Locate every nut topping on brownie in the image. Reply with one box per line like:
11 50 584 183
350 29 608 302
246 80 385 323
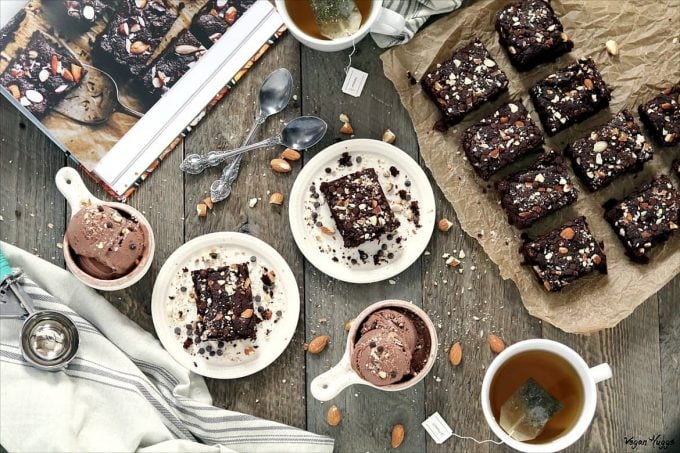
64 0 110 23
521 216 607 291
191 0 256 46
637 82 679 146
604 175 679 263
495 0 573 71
565 110 653 191
421 39 509 126
462 100 544 180
529 58 611 135
496 149 578 229
319 168 400 248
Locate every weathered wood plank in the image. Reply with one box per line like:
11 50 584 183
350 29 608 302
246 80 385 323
183 35 307 429
301 38 427 452
659 277 680 441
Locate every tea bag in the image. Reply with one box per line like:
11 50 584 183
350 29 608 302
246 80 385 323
500 378 563 442
308 0 362 40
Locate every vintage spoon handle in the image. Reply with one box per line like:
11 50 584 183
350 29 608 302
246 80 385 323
180 136 281 174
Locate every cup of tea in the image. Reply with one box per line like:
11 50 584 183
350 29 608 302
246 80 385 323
310 299 437 401
481 339 612 452
275 0 406 52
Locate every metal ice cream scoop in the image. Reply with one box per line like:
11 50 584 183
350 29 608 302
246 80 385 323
0 250 80 371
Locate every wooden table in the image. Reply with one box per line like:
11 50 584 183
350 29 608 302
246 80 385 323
1 23 678 453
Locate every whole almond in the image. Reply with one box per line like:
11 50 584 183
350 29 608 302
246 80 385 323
130 41 150 55
488 334 505 353
203 197 214 210
71 64 83 83
583 78 594 90
281 148 301 161
320 225 335 235
269 192 284 205
438 218 453 232
241 308 253 319
271 158 292 173
605 39 619 56
196 203 207 217
7 84 20 99
327 405 342 426
340 122 354 135
391 424 405 448
560 227 576 240
449 341 462 366
307 335 329 354
382 128 397 144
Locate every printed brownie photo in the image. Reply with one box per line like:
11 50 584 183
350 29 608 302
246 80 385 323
191 263 258 341
0 31 86 118
496 149 578 229
565 110 653 191
421 39 509 127
529 58 611 135
191 0 257 47
521 216 607 292
320 168 400 248
674 159 680 178
637 82 679 146
495 0 573 71
62 0 112 25
461 100 544 180
604 175 679 263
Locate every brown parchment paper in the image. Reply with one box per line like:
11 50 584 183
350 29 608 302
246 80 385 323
381 0 680 334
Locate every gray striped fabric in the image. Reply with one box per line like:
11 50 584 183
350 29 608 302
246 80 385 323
371 0 465 48
0 242 334 453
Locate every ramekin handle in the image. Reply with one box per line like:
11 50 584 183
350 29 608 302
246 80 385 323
310 350 364 401
55 167 99 216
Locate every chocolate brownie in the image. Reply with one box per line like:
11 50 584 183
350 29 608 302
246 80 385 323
637 82 679 146
674 159 680 178
529 58 612 135
319 168 400 248
497 149 578 229
462 100 544 180
565 110 653 191
604 175 679 263
0 31 85 118
0 8 25 50
495 0 573 71
63 0 111 24
191 264 257 341
521 216 607 291
140 30 206 100
421 39 509 126
191 0 256 46
93 0 177 77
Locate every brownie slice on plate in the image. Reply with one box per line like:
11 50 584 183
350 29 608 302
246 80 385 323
0 31 86 118
319 168 400 248
462 100 544 180
495 0 573 71
421 39 509 126
673 159 680 178
191 263 257 341
191 0 257 47
521 216 607 292
637 82 679 146
529 58 611 135
497 149 578 229
604 175 679 263
565 110 653 191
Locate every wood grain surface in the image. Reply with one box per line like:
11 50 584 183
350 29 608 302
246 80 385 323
1 15 678 453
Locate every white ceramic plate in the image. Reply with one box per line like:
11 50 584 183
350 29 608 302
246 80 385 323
151 232 300 379
289 139 436 284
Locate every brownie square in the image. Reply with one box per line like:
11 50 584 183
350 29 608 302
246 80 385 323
139 30 207 100
604 175 679 263
521 216 607 291
421 39 509 126
462 100 544 180
674 159 680 178
319 168 400 248
63 0 111 24
495 0 573 71
565 110 653 191
637 82 679 146
191 264 257 341
497 149 578 229
529 58 612 135
0 31 86 118
93 0 177 78
191 0 256 47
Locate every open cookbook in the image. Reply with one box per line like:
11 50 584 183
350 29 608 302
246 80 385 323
0 0 285 200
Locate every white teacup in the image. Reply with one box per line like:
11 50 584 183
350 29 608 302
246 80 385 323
481 339 612 452
275 0 406 52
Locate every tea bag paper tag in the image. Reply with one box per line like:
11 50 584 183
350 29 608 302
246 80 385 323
342 67 368 97
422 412 453 444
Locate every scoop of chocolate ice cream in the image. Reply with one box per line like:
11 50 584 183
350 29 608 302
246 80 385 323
360 309 418 352
66 205 146 279
352 329 412 386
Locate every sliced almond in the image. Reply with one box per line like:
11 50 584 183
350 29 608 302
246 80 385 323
281 148 301 161
175 44 200 55
320 225 335 235
51 55 59 75
488 334 505 353
130 41 150 55
448 341 462 366
338 112 350 123
135 0 148 8
445 256 461 267
391 424 405 448
438 218 453 232
61 69 74 82
307 335 330 354
271 158 292 173
382 128 396 144
326 405 342 426
71 64 83 83
241 308 253 319
7 85 20 100
660 102 673 110
244 346 255 355
196 203 207 217
269 192 284 205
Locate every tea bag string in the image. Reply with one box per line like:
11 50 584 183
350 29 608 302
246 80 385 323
344 38 357 74
451 433 504 445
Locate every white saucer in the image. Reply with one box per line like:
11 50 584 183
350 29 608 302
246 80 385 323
151 232 300 379
289 139 436 284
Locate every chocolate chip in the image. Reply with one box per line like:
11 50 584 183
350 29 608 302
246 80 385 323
216 349 223 356
180 286 187 292
129 243 137 250
209 252 218 259
174 327 181 335
250 256 256 262
106 222 113 228
97 205 104 212
369 341 377 348
377 346 384 353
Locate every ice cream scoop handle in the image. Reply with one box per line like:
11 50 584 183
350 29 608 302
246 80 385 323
310 350 364 401
55 167 99 215
0 249 12 281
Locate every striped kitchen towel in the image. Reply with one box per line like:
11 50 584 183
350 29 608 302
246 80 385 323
0 242 333 453
371 0 466 48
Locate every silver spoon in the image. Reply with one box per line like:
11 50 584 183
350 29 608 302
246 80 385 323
181 116 327 175
210 68 293 203
53 63 143 125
